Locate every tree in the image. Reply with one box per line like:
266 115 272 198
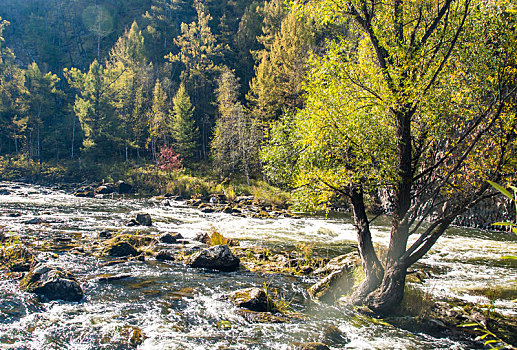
263 0 517 313
25 62 63 162
0 17 27 155
107 21 153 161
148 78 172 161
247 2 327 122
64 59 119 159
166 0 223 159
212 68 261 184
171 83 198 162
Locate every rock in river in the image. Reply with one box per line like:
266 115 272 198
74 187 95 198
294 342 330 350
102 241 138 257
136 213 152 226
116 180 133 194
95 184 117 194
159 232 182 244
228 287 274 312
0 244 36 272
20 264 84 302
187 244 240 272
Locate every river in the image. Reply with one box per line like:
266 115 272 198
0 181 516 349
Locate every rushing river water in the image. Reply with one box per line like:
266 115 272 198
0 181 516 349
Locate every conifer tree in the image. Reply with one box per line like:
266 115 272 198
0 18 28 155
166 0 223 159
107 21 153 160
247 4 327 122
212 68 261 184
148 78 172 160
25 62 63 162
64 60 119 159
172 83 198 162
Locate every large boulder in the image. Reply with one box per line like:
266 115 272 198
102 241 138 257
155 250 175 261
187 244 240 272
95 184 117 194
74 187 94 198
308 252 360 302
20 264 84 302
228 287 274 312
136 213 152 226
116 180 133 194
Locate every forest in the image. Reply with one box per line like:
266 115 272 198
1 0 517 349
0 0 327 183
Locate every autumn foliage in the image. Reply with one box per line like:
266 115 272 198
158 146 182 172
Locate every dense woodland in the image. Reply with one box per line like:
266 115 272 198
0 0 334 184
1 0 517 317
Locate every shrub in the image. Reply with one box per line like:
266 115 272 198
158 146 182 172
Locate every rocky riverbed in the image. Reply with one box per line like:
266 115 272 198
0 181 516 349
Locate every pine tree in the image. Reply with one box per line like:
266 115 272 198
64 60 119 159
148 78 172 160
247 6 321 121
212 68 261 184
107 21 153 161
25 62 63 162
172 83 198 162
0 18 28 155
166 0 223 159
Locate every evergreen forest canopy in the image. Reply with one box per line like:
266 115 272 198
0 0 329 180
1 0 517 312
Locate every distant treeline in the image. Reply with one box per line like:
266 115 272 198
0 0 335 181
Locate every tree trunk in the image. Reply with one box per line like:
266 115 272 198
349 185 385 304
71 117 76 159
365 260 407 314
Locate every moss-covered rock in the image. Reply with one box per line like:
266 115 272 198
102 241 138 257
187 244 240 272
308 252 360 302
105 234 156 249
228 287 274 312
0 244 36 272
20 264 84 302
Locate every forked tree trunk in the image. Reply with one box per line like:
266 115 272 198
364 260 407 314
348 186 385 304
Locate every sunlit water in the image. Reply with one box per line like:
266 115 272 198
0 181 515 349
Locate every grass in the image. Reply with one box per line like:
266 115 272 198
208 227 229 246
0 155 291 207
399 284 435 319
262 282 292 314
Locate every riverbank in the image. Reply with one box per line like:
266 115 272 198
0 156 291 208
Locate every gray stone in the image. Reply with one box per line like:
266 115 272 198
295 342 330 350
187 244 240 272
228 287 273 312
116 181 133 194
155 250 175 261
136 213 152 226
96 184 116 194
20 264 84 302
159 232 182 244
